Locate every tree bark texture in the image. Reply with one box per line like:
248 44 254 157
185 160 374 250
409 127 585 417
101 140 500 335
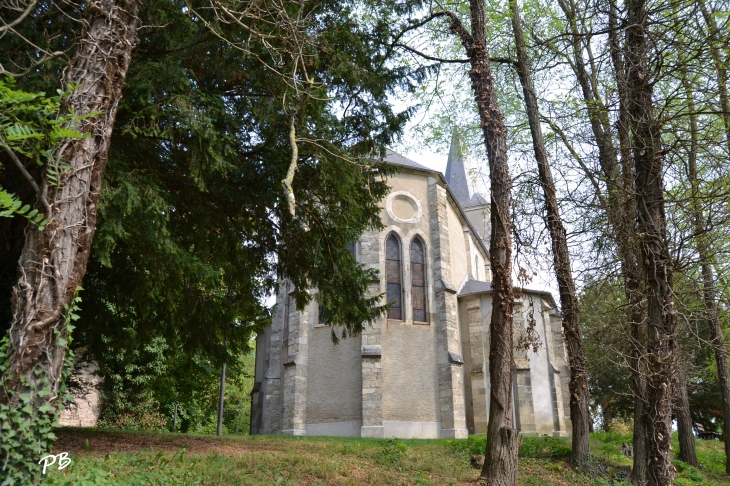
558 0 648 479
683 69 730 474
1 0 138 468
439 4 519 484
674 368 698 467
625 0 675 483
509 0 590 468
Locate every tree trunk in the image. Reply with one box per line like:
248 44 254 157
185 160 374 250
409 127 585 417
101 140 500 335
630 313 648 485
602 399 612 433
439 4 519 484
625 0 675 483
683 66 730 474
509 0 590 468
0 0 138 480
555 0 648 478
675 368 698 467
609 2 648 480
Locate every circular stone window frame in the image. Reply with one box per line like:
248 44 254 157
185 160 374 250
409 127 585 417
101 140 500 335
386 191 423 224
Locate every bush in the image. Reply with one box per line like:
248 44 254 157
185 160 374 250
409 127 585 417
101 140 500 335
519 435 572 459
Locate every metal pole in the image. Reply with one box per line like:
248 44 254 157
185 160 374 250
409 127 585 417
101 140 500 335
217 361 226 436
218 281 232 437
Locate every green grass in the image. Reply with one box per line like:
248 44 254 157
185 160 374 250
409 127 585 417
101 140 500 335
41 428 729 485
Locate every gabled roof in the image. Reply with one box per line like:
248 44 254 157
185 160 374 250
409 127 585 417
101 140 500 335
379 149 491 261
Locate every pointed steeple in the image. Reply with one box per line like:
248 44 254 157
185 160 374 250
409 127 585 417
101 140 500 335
445 128 472 206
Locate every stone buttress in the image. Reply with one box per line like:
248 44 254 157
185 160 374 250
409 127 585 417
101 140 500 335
360 230 385 438
428 181 468 439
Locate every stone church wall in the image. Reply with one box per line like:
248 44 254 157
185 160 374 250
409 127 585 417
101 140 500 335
305 325 362 436
459 296 491 434
446 202 469 289
381 323 439 437
251 161 570 439
523 299 558 436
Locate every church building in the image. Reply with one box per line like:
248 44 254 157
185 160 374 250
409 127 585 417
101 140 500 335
250 133 573 439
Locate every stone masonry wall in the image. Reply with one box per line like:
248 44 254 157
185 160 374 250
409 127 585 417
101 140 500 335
282 297 309 435
261 285 285 434
58 357 103 427
428 181 467 439
360 229 384 437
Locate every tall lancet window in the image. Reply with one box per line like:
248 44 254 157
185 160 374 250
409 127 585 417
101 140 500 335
386 234 402 320
411 237 427 322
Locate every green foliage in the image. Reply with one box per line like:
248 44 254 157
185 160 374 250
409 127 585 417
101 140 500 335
377 438 408 464
519 435 572 460
0 78 80 163
0 189 45 228
92 335 256 435
0 77 86 229
3 2 421 479
447 433 485 457
0 76 92 237
579 279 637 428
45 0 424 437
0 289 81 485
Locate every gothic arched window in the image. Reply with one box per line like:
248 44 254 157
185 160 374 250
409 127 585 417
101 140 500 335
385 234 402 320
411 237 427 322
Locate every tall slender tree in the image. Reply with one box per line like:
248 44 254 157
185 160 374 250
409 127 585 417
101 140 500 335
625 0 676 482
429 3 520 483
509 0 591 468
540 1 649 476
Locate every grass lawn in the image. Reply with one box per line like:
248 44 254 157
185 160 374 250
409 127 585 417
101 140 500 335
41 428 728 485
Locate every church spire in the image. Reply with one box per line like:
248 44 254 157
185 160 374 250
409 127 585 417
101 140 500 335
445 128 471 206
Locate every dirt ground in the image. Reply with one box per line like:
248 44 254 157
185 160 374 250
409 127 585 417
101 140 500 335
53 428 259 456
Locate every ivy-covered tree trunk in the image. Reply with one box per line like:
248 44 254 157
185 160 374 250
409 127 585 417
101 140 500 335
509 0 591 468
625 0 675 482
608 6 649 480
0 0 138 481
440 3 519 484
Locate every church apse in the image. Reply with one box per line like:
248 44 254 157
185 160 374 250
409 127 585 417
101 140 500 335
250 144 571 439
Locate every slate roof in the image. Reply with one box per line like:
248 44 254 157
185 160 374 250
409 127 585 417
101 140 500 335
444 130 472 206
458 279 492 297
458 278 558 308
462 193 488 209
383 149 432 172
